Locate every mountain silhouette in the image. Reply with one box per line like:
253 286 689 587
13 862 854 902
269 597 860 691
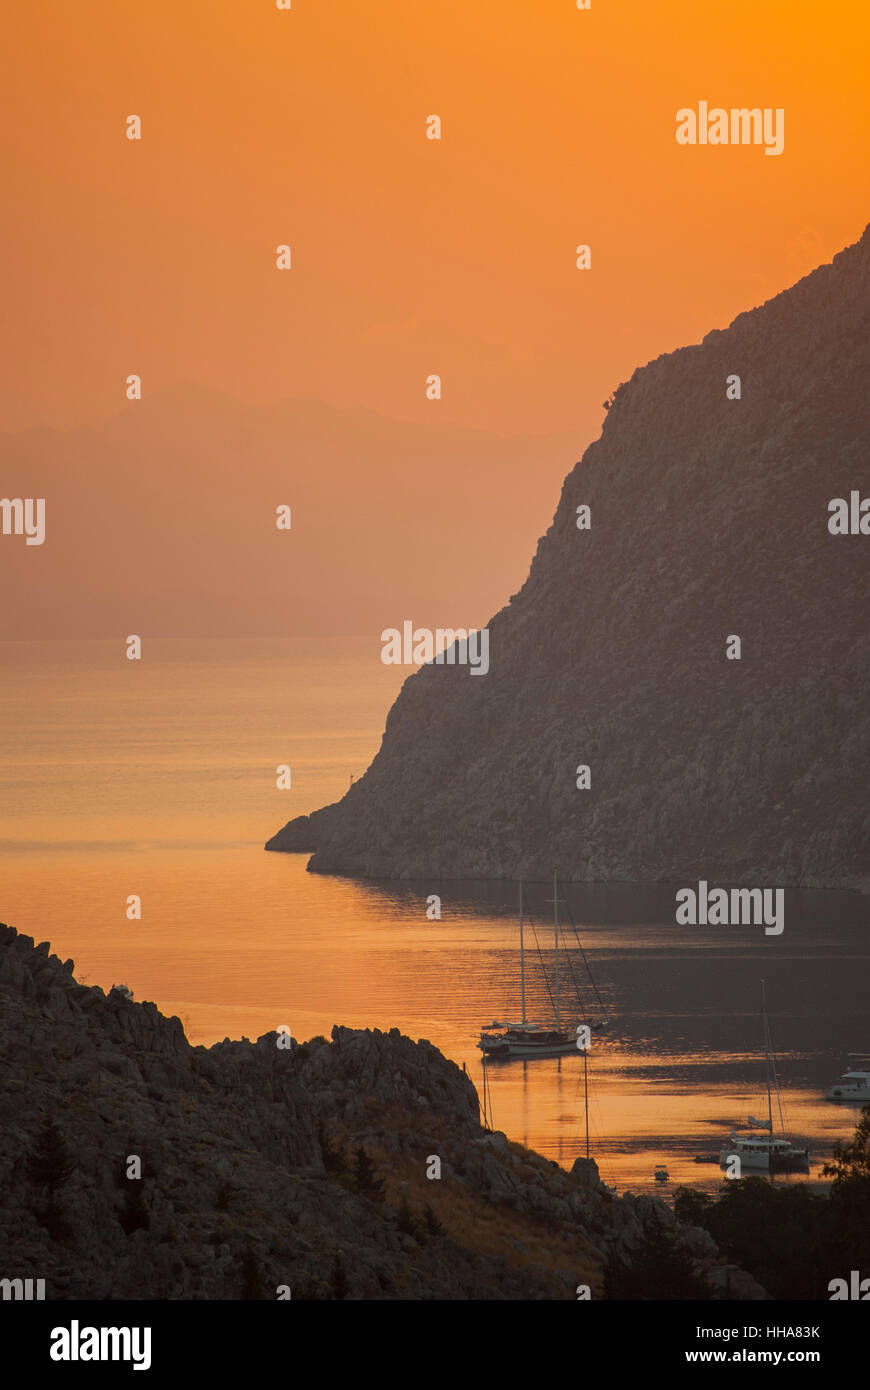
268 226 870 893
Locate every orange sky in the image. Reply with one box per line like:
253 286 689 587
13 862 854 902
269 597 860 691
4 0 868 442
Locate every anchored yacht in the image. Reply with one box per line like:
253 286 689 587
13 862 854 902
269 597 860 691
720 1130 809 1173
825 1057 870 1103
478 1020 579 1058
718 981 809 1174
478 875 606 1060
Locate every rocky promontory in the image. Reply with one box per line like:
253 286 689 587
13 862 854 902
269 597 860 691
267 227 870 892
0 923 764 1299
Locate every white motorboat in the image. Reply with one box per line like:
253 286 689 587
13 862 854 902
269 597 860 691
825 1057 870 1103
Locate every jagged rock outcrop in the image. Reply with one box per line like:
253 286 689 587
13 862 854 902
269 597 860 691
0 924 765 1299
267 228 870 891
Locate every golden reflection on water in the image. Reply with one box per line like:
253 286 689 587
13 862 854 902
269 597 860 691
2 845 862 1197
1 639 865 1197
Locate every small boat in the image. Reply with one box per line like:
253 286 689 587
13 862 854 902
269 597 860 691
654 1165 669 1182
825 1056 870 1103
718 980 809 1175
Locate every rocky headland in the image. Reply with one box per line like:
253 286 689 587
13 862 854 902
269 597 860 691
268 227 870 892
0 923 765 1299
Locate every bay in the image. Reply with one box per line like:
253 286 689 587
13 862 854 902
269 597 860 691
1 637 865 1195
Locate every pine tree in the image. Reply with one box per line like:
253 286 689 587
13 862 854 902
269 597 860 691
353 1145 385 1200
318 1120 347 1177
27 1120 75 1194
27 1120 76 1242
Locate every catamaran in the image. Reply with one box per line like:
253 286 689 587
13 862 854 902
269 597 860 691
478 875 604 1059
718 981 809 1174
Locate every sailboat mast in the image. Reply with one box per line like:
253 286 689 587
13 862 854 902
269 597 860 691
553 870 560 1030
584 1045 589 1159
519 879 526 1026
762 979 773 1135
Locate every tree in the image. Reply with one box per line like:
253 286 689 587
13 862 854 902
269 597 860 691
674 1186 713 1227
603 1223 711 1300
27 1120 75 1244
352 1145 385 1201
673 1176 833 1300
823 1104 870 1183
318 1120 347 1177
823 1105 870 1271
26 1120 75 1194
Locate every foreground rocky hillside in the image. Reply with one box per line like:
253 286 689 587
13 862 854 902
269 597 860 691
268 227 870 891
0 924 763 1300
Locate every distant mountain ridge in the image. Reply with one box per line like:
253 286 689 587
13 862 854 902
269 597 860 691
268 226 870 892
0 389 578 639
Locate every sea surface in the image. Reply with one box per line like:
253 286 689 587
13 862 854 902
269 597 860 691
1 637 867 1195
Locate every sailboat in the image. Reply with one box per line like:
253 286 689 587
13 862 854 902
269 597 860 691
477 875 597 1059
718 980 809 1174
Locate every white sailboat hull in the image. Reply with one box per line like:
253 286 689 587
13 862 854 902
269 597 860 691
478 1036 579 1059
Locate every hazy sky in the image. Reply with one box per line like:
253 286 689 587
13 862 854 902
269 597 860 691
3 1 868 639
4 0 868 442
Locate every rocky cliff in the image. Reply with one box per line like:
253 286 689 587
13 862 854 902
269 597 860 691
0 924 763 1299
267 228 870 890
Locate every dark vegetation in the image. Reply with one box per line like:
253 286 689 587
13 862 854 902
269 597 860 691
674 1107 870 1300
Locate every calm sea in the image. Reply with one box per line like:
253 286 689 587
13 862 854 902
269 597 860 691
1 638 867 1194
